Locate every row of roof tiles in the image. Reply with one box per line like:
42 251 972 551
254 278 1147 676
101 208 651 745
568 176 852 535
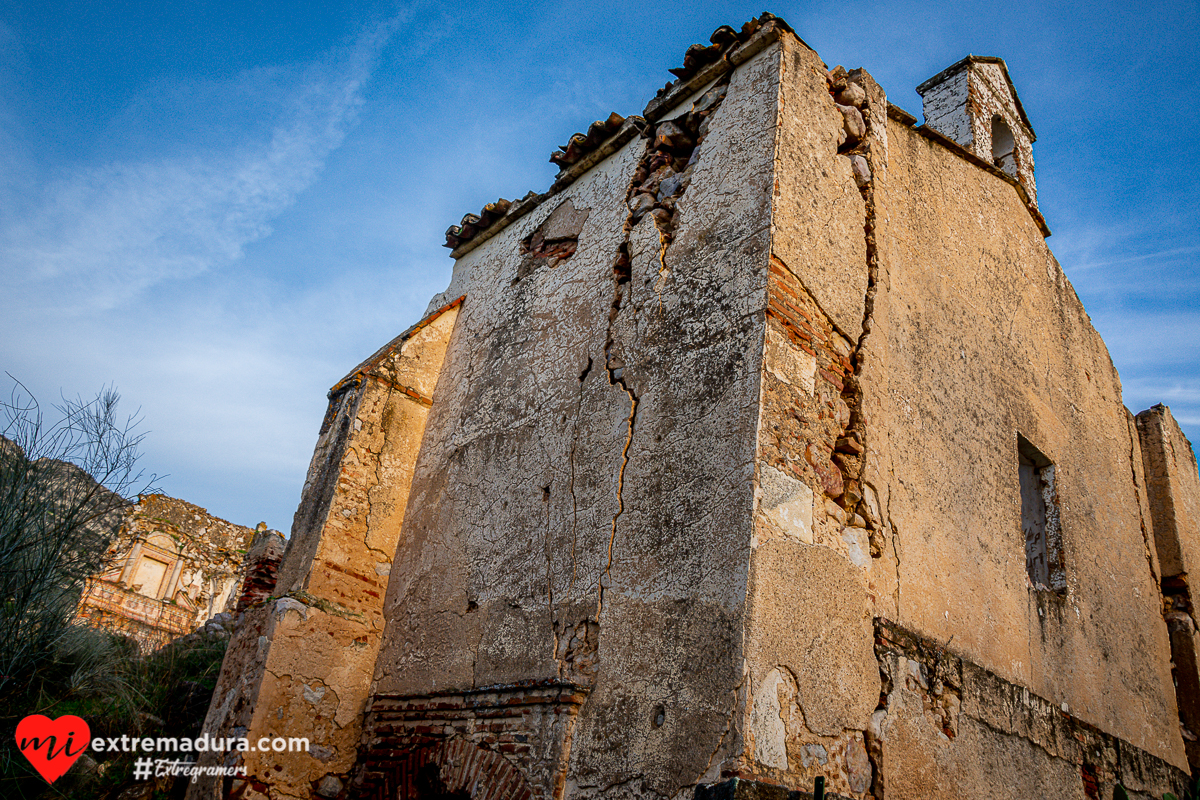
442 13 793 256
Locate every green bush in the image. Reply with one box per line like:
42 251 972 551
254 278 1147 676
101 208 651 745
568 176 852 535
2 622 230 799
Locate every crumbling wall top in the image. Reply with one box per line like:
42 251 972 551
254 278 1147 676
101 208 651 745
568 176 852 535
441 12 799 260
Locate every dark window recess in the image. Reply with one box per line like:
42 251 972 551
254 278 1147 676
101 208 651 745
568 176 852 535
1019 434 1065 591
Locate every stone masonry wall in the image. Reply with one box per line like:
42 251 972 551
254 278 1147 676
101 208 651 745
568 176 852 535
188 303 460 800
1137 405 1200 769
361 26 787 800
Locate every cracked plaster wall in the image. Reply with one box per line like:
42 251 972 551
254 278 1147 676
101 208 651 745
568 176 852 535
366 41 783 800
737 35 883 798
859 109 1188 792
735 32 1186 798
196 19 1195 800
768 38 868 343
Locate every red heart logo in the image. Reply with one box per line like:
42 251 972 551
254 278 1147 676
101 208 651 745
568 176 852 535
14 714 91 784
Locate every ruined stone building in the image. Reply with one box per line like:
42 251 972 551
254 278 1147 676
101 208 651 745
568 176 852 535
193 14 1200 800
77 494 262 649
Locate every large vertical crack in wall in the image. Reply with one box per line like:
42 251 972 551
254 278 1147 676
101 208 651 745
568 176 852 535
568 358 591 596
828 66 884 561
830 64 890 797
592 78 732 626
597 352 638 623
593 243 636 625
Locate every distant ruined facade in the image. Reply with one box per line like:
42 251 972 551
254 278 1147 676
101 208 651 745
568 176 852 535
77 494 261 649
193 14 1200 800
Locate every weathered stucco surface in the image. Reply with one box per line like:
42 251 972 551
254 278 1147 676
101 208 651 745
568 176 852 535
362 36 784 800
864 109 1188 786
919 69 972 147
769 36 867 342
197 15 1199 800
735 32 882 797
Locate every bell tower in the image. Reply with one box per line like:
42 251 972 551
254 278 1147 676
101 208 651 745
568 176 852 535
917 55 1038 204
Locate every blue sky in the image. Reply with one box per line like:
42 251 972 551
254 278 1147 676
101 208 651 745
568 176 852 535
1 0 1196 531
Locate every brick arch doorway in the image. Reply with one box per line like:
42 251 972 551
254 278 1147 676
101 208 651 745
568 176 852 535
392 740 534 800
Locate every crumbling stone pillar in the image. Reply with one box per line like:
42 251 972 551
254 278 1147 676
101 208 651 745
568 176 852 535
187 300 461 800
1137 404 1200 769
235 527 287 612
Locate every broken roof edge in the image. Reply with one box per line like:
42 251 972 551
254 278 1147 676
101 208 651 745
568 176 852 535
445 13 799 261
915 55 1036 141
329 295 465 396
887 103 1050 238
132 492 260 534
447 116 645 260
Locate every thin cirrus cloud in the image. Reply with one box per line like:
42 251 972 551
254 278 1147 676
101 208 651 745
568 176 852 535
0 18 396 317
0 14 407 528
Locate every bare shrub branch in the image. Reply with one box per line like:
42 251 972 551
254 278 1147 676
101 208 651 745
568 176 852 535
0 376 158 702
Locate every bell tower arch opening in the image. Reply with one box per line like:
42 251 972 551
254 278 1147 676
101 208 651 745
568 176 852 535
991 114 1017 176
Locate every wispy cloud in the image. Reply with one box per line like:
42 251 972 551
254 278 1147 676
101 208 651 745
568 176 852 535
0 13 409 527
0 19 396 315
1122 379 1200 406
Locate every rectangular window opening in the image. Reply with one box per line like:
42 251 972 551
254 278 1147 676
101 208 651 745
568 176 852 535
1018 434 1064 592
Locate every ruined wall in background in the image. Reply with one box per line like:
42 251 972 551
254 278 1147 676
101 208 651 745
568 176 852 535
235 528 287 612
78 494 257 649
1137 405 1200 771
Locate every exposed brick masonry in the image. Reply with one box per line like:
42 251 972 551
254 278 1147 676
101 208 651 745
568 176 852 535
358 683 590 800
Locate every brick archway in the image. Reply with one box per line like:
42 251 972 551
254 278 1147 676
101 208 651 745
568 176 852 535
382 740 534 800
